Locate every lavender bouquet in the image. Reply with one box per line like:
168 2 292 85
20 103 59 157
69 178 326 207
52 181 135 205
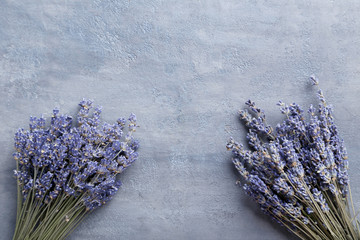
227 78 360 240
13 99 139 240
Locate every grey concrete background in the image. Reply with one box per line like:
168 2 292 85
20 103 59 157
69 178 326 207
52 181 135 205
1 1 360 239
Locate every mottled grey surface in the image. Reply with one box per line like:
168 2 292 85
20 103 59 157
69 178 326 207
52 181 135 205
1 1 360 239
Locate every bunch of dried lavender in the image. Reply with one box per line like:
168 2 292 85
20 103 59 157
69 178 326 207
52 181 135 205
13 99 139 240
227 78 360 240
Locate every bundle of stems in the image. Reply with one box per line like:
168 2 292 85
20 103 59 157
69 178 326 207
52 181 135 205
13 99 139 240
227 78 360 239
13 185 88 240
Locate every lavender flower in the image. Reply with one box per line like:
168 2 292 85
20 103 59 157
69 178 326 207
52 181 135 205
227 79 359 240
13 99 139 240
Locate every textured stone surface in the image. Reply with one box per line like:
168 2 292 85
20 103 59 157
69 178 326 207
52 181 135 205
1 1 360 239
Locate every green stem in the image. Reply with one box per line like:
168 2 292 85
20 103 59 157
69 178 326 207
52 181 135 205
13 160 23 240
52 207 86 240
37 196 83 240
61 210 88 240
32 195 69 239
17 168 38 239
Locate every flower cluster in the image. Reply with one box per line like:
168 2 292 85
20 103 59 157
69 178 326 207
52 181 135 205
13 99 139 240
227 80 358 240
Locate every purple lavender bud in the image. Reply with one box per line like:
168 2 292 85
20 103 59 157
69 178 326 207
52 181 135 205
312 188 329 212
128 113 137 123
310 75 319 85
306 207 314 214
